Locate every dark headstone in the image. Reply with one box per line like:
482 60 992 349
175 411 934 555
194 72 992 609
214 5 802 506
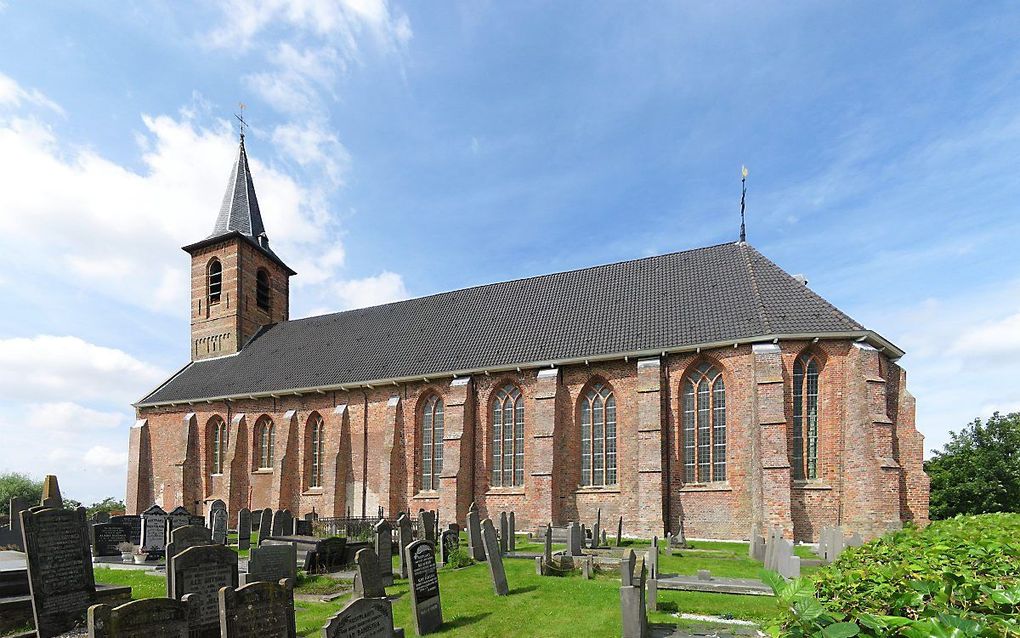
466 505 485 562
206 499 226 529
405 540 442 635
374 519 393 586
397 514 413 578
322 596 399 638
293 519 312 537
270 510 286 537
88 597 190 638
258 509 273 544
439 529 459 565
211 509 227 545
617 516 623 546
189 515 206 527
592 508 601 549
508 512 516 552
92 523 128 557
166 506 190 534
21 506 97 638
219 578 295 638
498 512 508 555
567 521 582 556
418 510 435 543
171 544 238 638
543 524 552 567
247 542 297 583
237 508 251 551
166 525 213 597
480 519 509 596
140 505 167 553
308 537 347 574
109 515 141 545
353 548 385 599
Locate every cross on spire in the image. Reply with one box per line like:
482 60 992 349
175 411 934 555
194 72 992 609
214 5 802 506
235 102 247 141
739 165 748 243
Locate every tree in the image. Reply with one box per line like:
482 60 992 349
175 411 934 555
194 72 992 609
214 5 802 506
0 472 43 517
925 412 1020 519
87 497 126 517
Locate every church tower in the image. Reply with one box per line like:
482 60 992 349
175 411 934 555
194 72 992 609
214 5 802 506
182 137 295 361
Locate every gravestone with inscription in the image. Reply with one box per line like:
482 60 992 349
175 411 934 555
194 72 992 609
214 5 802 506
508 512 516 551
439 529 459 565
498 512 508 555
374 519 393 586
405 540 442 635
92 522 128 558
293 518 313 536
466 504 485 562
567 521 582 556
245 542 297 585
88 597 191 638
544 524 553 568
21 505 97 638
166 525 213 597
171 544 238 638
322 597 401 638
353 548 385 599
109 515 141 545
480 519 509 596
139 505 167 554
418 511 435 543
206 500 226 529
211 508 227 545
237 508 251 551
397 514 413 578
258 508 273 545
219 578 296 638
166 506 191 536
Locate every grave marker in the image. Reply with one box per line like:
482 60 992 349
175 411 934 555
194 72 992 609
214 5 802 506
41 474 62 508
166 524 213 597
293 518 313 536
88 597 191 638
508 512 516 551
166 506 190 535
92 522 128 558
440 529 459 565
322 597 400 638
567 521 582 556
246 542 297 584
171 544 238 638
353 548 385 599
307 537 347 574
237 508 251 551
480 519 509 596
466 502 485 562
109 515 141 545
418 511 435 543
219 578 296 638
397 514 413 578
405 540 442 635
206 499 226 529
271 510 286 537
616 515 623 546
211 508 228 545
592 508 601 549
374 519 394 586
498 512 508 555
139 505 167 553
543 524 552 568
259 509 273 545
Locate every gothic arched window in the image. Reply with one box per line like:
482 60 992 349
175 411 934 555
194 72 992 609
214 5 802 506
256 417 275 469
793 354 820 480
580 382 617 487
256 269 271 311
491 384 524 487
308 413 325 488
208 259 222 305
210 416 227 474
682 362 726 482
421 395 444 491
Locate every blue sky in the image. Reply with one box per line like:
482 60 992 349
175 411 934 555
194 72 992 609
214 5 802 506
0 1 1018 504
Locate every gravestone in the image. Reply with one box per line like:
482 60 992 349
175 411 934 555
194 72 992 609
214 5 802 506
271 510 286 537
543 524 552 568
592 507 601 549
418 511 435 543
166 506 190 535
109 515 141 545
580 524 588 549
0 496 28 549
189 515 206 527
41 474 63 508
21 505 97 638
619 549 648 638
219 578 296 638
246 542 297 585
567 521 582 556
308 537 347 574
397 514 413 578
88 597 191 638
405 540 442 635
480 519 509 596
676 516 688 548
620 549 636 586
236 508 251 551
646 546 658 579
92 522 128 557
498 512 509 555
322 597 400 638
697 569 712 581
353 548 385 599
206 499 226 529
211 508 228 545
171 544 238 638
166 524 213 597
646 576 657 613
617 516 623 546
258 509 273 545
846 532 864 548
374 519 394 586
93 512 111 525
440 529 459 565
466 502 485 562
293 518 313 536
582 555 593 579
508 512 516 551
601 529 607 546
139 505 167 553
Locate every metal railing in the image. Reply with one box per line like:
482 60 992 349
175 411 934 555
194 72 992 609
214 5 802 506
313 516 422 540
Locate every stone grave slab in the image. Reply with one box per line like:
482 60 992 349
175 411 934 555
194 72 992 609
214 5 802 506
397 514 413 578
165 525 213 597
498 512 508 555
353 548 385 599
405 540 441 635
480 519 508 596
219 578 295 638
322 596 400 638
439 529 458 565
139 505 167 554
236 508 251 551
466 504 484 562
374 519 393 586
92 523 128 558
245 542 297 585
171 544 238 638
206 499 226 528
211 509 228 545
108 516 141 546
87 597 190 637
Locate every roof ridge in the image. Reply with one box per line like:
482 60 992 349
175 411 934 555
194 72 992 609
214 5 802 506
739 242 772 335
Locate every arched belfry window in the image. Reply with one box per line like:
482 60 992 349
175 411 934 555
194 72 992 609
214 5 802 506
256 269 271 311
491 384 524 487
208 259 222 305
580 382 617 487
256 417 275 469
682 362 726 483
210 416 227 474
421 395 444 491
793 354 820 480
308 414 325 489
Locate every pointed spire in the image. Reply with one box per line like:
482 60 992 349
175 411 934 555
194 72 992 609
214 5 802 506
211 137 267 240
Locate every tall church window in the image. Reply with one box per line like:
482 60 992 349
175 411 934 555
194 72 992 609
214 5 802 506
210 416 227 474
580 382 617 487
256 417 275 469
256 269 271 311
208 259 222 305
793 354 820 480
421 395 444 491
491 384 525 487
682 363 726 482
308 414 325 488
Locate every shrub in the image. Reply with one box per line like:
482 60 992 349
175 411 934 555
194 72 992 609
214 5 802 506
766 514 1020 637
443 548 475 569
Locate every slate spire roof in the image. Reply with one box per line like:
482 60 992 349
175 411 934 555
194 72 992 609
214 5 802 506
212 136 266 239
138 241 902 406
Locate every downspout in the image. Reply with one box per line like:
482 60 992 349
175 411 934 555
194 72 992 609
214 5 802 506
662 358 672 533
362 390 369 518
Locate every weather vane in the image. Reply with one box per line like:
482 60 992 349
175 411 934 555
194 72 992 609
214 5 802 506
235 102 247 141
739 165 748 243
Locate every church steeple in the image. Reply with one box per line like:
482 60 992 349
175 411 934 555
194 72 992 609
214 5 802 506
211 137 267 241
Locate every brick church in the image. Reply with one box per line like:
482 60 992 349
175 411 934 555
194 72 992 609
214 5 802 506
128 137 929 541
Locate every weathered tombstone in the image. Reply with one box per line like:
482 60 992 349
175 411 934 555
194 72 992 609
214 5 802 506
353 548 385 599
139 505 168 553
109 515 141 545
646 576 657 613
166 524 213 597
646 546 658 579
620 549 636 586
567 521 582 556
619 550 647 638
592 508 601 549
171 544 238 638
652 535 659 554
418 510 435 543
397 514 413 578
582 555 593 580
322 596 400 638
602 529 607 546
374 519 394 586
779 549 801 579
697 569 712 581
206 499 226 529
3 496 28 549
543 524 552 568
93 512 111 524
211 508 228 545
92 522 128 558
167 506 190 534
308 537 347 574
750 534 766 562
88 597 191 638
237 508 251 551
580 523 588 549
466 504 485 562
189 515 206 527
293 518 313 536
439 529 458 565
846 532 864 548
41 475 63 508
271 510 286 537
246 542 297 584
258 509 273 545
508 512 516 551
405 540 442 635
676 517 688 548
616 515 623 546
498 512 509 555
219 578 296 638
21 506 97 637
480 519 509 596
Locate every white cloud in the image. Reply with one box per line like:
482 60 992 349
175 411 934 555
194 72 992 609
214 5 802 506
84 445 129 470
951 312 1020 365
0 335 164 405
0 71 64 115
26 402 127 431
272 120 351 186
47 445 127 471
333 271 408 310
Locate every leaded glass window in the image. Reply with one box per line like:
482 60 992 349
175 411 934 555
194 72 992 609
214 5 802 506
421 395 444 490
793 355 820 480
211 416 227 474
681 363 726 482
491 384 525 487
580 383 617 487
309 414 324 488
257 417 274 469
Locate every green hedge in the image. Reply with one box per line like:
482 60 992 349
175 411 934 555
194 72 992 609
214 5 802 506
766 514 1020 637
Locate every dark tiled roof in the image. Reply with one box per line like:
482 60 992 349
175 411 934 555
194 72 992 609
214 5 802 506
139 242 876 405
